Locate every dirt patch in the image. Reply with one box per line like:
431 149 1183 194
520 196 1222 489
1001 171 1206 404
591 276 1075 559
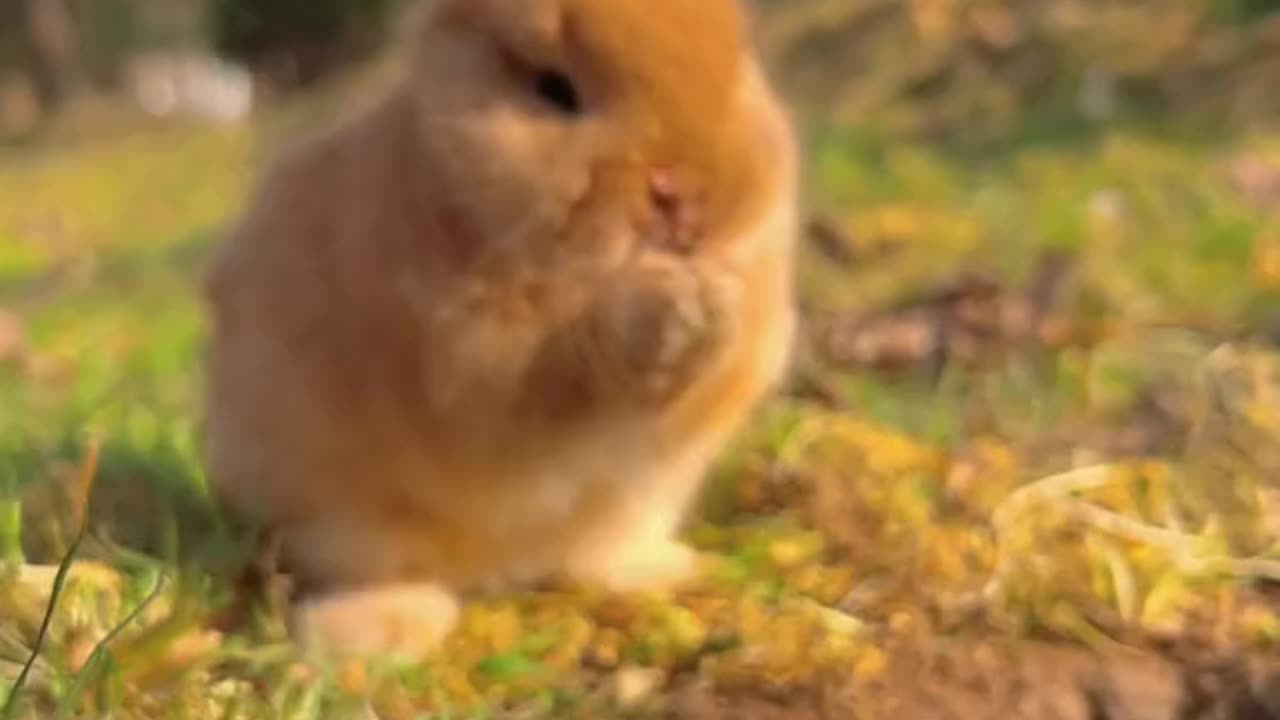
668 639 1280 720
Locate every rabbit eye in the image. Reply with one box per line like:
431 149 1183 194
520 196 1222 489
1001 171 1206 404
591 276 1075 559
533 70 581 115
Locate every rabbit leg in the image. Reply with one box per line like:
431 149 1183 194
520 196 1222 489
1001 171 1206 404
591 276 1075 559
292 581 460 661
562 462 716 593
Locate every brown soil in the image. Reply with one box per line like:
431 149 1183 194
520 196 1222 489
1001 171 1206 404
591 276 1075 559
668 640 1280 720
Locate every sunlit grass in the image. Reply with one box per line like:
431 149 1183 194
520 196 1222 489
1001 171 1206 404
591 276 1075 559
0 112 1277 717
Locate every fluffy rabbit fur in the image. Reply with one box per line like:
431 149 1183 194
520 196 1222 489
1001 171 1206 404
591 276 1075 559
204 0 798 658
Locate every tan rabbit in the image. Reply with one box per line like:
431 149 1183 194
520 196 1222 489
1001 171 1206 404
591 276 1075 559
203 0 799 659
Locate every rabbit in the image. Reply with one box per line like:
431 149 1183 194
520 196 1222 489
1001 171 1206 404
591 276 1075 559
203 0 799 660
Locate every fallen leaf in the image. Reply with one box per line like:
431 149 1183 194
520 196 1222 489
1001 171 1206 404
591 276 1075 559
0 309 26 365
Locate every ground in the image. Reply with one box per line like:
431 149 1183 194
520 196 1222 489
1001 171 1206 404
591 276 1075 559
1 102 1280 718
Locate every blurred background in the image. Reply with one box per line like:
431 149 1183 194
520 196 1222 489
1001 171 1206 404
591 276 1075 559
3 1 1280 718
4 0 1280 139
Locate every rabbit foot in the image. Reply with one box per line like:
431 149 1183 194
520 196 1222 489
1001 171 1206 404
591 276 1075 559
293 582 460 661
567 537 704 594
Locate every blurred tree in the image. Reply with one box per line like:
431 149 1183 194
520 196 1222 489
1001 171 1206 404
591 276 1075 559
208 0 404 92
0 0 80 116
23 0 79 113
74 0 142 88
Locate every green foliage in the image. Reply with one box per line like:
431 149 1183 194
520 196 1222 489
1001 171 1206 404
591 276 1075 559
1211 0 1280 23
767 0 1280 143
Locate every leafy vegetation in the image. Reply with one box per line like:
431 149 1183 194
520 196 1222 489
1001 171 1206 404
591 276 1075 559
207 0 405 89
767 0 1280 143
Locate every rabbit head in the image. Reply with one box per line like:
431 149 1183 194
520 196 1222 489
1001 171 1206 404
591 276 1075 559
400 0 780 276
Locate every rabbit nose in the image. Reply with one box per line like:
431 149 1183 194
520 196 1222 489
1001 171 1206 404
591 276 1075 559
648 168 701 252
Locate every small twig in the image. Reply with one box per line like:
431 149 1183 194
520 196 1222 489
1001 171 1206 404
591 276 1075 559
1061 499 1197 553
1201 556 1280 582
60 572 168 716
1087 534 1139 624
990 464 1116 532
987 458 1280 608
2 436 100 720
805 216 860 269
1067 499 1280 582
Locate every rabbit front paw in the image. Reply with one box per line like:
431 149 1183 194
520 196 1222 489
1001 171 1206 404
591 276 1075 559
566 537 704 594
590 255 735 405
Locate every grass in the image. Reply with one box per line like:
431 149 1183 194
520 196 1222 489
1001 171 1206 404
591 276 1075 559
1 104 1279 718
